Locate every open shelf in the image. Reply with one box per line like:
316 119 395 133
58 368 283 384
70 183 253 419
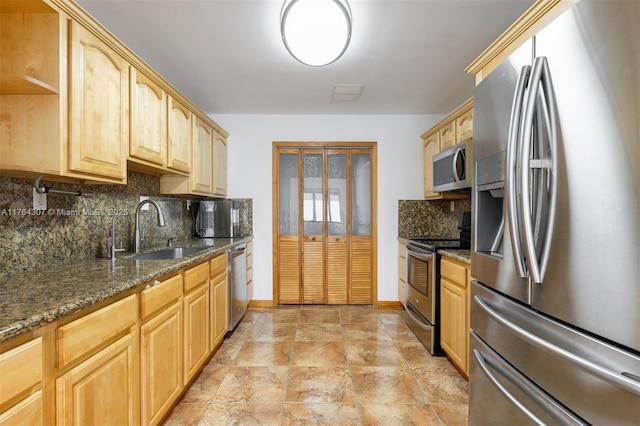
0 71 59 95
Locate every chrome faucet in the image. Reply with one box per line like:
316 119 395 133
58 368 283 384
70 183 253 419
111 213 131 260
135 199 166 253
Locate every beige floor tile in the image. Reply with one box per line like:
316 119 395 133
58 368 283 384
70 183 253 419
163 402 208 425
351 366 427 404
207 341 244 365
299 309 341 323
383 320 420 341
234 341 294 366
342 323 393 342
248 322 298 341
433 404 469 426
358 403 443 426
281 403 360 426
412 366 469 404
346 341 406 367
292 341 348 366
181 365 229 403
285 366 355 403
295 323 344 342
395 340 453 368
213 366 288 403
340 310 381 324
198 402 282 426
377 311 405 325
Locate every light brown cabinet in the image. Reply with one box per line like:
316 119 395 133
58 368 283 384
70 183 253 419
210 253 228 351
167 96 193 173
0 337 44 425
56 294 139 426
397 241 407 307
246 240 254 304
0 0 227 187
68 20 128 182
422 99 473 200
129 67 167 168
212 130 228 197
0 4 128 183
139 275 183 426
440 256 470 377
183 262 210 384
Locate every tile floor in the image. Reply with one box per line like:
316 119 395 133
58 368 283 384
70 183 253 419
163 305 469 426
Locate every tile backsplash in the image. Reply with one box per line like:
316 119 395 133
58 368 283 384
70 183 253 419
0 171 251 278
398 198 471 238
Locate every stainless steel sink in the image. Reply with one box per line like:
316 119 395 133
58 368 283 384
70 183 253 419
132 247 207 260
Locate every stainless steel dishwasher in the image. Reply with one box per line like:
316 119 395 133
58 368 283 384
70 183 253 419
228 243 247 330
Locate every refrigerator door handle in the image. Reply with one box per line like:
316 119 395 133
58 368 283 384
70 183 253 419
506 65 531 278
474 295 640 396
519 56 558 284
473 348 577 426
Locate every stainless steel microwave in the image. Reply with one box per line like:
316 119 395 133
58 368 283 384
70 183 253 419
432 139 472 192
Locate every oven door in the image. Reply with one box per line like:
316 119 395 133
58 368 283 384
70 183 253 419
406 246 435 324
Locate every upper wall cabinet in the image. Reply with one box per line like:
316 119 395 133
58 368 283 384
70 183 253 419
129 66 167 168
160 116 228 197
68 20 128 181
422 99 473 200
0 0 227 186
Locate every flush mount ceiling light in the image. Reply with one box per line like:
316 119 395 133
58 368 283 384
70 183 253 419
280 0 352 67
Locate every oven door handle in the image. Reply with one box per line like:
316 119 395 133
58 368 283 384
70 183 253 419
406 245 434 260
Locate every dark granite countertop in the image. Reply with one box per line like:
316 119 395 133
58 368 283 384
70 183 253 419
438 249 471 265
0 236 252 343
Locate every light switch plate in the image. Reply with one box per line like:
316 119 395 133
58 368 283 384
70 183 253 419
33 188 47 210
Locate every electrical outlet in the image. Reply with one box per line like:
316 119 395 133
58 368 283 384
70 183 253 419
139 196 149 210
450 201 455 212
33 188 47 210
186 200 191 211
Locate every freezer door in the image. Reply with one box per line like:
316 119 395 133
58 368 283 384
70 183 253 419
471 281 640 425
530 0 640 352
472 39 533 304
469 332 587 426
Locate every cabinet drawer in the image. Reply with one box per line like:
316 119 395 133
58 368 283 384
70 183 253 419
398 257 406 282
57 294 137 368
441 258 467 287
246 253 253 270
0 390 43 426
184 261 209 293
210 252 228 278
140 274 183 321
0 337 42 406
246 240 253 254
247 267 253 284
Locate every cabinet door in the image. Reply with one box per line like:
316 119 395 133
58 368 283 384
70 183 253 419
68 21 128 182
210 272 228 351
455 107 473 143
212 131 227 196
129 67 166 166
439 122 456 150
440 278 467 374
423 133 440 199
183 283 210 384
0 391 43 426
56 332 138 426
167 96 192 173
192 117 213 194
141 301 182 426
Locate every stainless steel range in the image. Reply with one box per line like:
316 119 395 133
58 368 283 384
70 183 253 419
404 224 469 355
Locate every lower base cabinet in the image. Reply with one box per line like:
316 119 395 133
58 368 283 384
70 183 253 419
440 256 470 377
140 301 182 426
56 332 139 426
0 249 234 426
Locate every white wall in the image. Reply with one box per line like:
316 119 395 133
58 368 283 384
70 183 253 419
211 114 443 302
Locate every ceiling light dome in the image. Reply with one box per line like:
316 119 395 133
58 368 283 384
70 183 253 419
280 0 352 67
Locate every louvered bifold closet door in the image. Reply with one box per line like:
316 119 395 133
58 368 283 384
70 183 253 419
302 150 325 304
326 150 349 304
350 151 374 304
277 150 301 304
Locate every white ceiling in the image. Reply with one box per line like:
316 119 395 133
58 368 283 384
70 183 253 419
77 0 534 115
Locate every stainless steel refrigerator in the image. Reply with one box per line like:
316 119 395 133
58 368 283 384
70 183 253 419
470 1 640 424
